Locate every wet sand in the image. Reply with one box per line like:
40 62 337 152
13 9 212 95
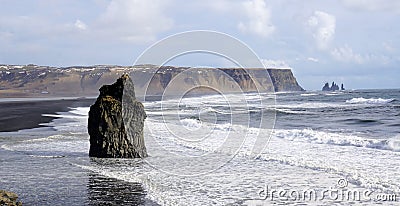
0 98 95 132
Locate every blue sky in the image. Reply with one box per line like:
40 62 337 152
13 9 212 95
0 0 399 90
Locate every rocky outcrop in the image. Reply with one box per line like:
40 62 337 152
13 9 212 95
0 190 22 206
267 69 304 92
322 81 344 91
88 74 147 158
0 65 304 98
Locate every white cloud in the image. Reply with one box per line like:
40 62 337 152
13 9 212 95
307 11 336 50
206 0 235 12
261 59 290 69
96 0 173 43
0 31 13 40
382 42 395 52
307 57 319 62
331 45 364 64
331 45 392 65
238 0 275 38
74 19 87 30
342 0 400 13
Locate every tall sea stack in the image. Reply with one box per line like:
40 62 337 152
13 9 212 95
88 74 147 158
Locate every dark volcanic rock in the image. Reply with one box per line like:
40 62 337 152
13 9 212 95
88 74 147 158
322 82 330 91
0 190 22 206
322 81 343 91
331 82 339 91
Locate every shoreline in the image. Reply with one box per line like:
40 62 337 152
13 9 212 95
0 98 95 132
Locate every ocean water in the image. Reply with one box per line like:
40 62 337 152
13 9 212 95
0 89 399 205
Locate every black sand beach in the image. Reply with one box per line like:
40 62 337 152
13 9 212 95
0 97 158 205
0 98 95 132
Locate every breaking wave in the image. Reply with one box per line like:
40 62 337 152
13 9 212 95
273 128 395 151
346 97 395 104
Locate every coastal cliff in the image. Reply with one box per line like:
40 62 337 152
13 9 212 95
0 64 304 98
267 69 304 92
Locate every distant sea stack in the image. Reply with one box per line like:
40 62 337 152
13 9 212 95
322 81 345 91
0 65 304 98
88 74 147 158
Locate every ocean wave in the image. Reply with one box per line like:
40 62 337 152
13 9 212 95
180 118 202 130
2 134 88 156
387 135 400 152
42 107 90 120
0 144 15 151
151 117 397 153
275 108 313 115
5 98 398 205
41 107 89 133
42 114 87 119
274 102 342 109
345 97 395 104
21 134 67 143
324 92 343 96
29 154 65 158
273 128 393 150
343 118 381 125
255 147 400 193
275 91 296 95
68 107 90 116
144 118 400 195
300 93 318 96
72 162 195 206
41 109 400 204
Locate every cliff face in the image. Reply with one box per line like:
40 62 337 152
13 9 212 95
0 65 304 98
267 69 304 92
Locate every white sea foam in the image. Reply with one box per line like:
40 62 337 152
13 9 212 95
0 144 14 151
152 118 398 155
256 138 400 193
274 102 342 109
5 134 88 154
42 114 87 119
387 134 400 152
29 154 65 158
275 108 313 115
273 129 391 150
22 134 67 142
275 91 295 95
42 107 89 133
180 118 202 130
271 97 395 110
69 92 400 203
154 92 273 110
325 92 343 96
3 101 399 206
346 97 395 104
300 93 318 96
3 92 398 205
131 119 400 204
68 107 90 116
